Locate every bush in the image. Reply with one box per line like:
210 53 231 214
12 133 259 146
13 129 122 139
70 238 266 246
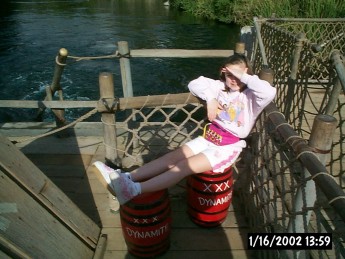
171 0 345 26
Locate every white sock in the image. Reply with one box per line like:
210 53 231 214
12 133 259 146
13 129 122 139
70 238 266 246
133 182 142 194
111 174 141 204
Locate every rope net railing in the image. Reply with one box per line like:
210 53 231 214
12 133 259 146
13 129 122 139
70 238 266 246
238 104 345 258
252 18 345 189
111 102 207 169
243 18 345 258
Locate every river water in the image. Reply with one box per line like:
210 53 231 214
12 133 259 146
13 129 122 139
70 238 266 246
0 0 240 122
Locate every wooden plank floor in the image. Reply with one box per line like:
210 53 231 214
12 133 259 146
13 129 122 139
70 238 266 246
5 131 253 259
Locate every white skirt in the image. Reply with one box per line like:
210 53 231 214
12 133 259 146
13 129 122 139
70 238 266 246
184 136 246 173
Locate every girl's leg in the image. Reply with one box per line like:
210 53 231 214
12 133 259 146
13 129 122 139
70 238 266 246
130 144 195 182
109 149 212 204
140 152 212 193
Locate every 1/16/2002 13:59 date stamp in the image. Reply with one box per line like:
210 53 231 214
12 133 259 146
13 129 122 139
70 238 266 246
248 233 332 250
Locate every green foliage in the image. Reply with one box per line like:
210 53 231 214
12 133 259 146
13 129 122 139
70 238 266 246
297 0 345 18
213 0 235 23
170 0 345 26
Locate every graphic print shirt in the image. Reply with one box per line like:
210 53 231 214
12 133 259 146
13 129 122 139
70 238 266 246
188 74 276 139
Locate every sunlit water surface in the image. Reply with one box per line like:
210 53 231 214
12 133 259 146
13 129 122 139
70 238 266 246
0 0 240 122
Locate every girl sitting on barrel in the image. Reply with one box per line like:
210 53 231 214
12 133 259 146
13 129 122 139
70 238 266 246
94 54 276 205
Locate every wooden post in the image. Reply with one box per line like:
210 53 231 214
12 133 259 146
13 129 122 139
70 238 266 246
331 49 345 93
240 26 255 60
117 41 139 149
118 41 134 98
235 42 245 55
309 115 338 164
325 77 343 115
326 50 345 114
253 17 268 67
308 114 338 210
283 33 305 118
51 48 68 92
37 48 68 127
259 67 274 85
99 72 121 167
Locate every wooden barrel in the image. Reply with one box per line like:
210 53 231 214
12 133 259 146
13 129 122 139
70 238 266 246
187 168 233 227
120 190 171 258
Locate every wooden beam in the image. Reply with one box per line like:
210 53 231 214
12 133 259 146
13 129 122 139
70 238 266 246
0 92 201 111
0 100 98 109
130 49 233 58
116 93 200 110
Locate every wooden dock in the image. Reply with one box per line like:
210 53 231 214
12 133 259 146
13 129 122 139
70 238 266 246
1 122 253 259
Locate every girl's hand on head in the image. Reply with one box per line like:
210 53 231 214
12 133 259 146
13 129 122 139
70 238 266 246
207 99 219 122
224 67 247 80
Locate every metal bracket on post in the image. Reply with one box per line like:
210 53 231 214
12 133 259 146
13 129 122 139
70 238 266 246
100 97 119 113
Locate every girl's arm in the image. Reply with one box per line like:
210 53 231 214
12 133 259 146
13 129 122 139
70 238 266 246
242 74 276 97
226 67 276 107
188 76 223 121
188 76 222 102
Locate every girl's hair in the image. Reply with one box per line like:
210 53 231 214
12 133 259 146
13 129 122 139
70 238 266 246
219 54 253 81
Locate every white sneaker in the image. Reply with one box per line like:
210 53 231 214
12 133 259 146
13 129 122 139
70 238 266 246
93 161 139 205
111 173 139 205
92 161 120 196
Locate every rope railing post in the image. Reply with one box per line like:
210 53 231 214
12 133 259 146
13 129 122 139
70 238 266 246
325 77 343 116
325 51 344 115
253 17 268 67
51 48 68 93
330 50 345 94
288 115 337 232
117 41 139 149
240 26 255 61
235 42 245 55
118 41 134 99
37 48 68 127
99 72 121 167
283 33 306 119
259 67 274 85
309 115 338 165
